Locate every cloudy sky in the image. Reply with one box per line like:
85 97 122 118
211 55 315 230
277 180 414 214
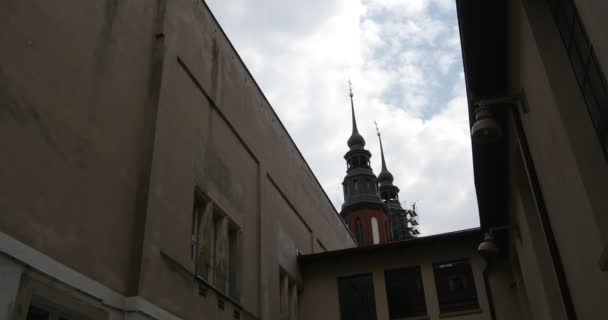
206 0 479 235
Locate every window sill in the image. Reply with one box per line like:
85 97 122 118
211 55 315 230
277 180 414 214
439 308 482 318
159 251 250 318
195 275 239 306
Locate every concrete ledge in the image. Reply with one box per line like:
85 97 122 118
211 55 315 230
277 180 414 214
439 308 483 318
0 231 181 320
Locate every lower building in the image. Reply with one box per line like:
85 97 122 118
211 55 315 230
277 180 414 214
299 229 523 320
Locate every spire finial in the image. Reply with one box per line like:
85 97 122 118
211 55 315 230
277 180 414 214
375 121 387 170
346 80 365 149
349 80 358 133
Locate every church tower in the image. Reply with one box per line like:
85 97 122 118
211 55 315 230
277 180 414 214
341 84 390 246
376 127 419 240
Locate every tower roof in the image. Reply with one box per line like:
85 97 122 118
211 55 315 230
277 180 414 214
375 123 395 187
347 82 366 150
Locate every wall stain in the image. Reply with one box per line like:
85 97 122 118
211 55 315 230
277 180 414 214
210 39 220 97
94 0 120 72
204 146 244 208
0 67 88 165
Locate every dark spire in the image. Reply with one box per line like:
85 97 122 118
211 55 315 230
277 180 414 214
375 122 394 186
347 81 366 150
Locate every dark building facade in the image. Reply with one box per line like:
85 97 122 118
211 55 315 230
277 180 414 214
340 88 418 245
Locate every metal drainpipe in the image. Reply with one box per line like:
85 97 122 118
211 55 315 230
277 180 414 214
482 259 497 320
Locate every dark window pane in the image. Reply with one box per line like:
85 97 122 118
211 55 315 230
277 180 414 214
585 58 608 139
554 0 575 45
587 59 608 118
569 44 587 86
356 218 364 244
27 305 49 320
568 18 591 86
583 82 603 131
385 267 426 319
338 274 377 320
571 19 590 68
433 260 479 313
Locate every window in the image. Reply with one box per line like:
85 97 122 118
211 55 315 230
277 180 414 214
27 304 77 320
371 217 379 244
547 0 608 157
356 218 363 244
433 259 479 313
192 189 240 299
384 266 426 319
338 274 377 320
280 271 300 320
25 299 92 320
385 221 390 242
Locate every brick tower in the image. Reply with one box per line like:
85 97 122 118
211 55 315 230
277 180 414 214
340 84 389 246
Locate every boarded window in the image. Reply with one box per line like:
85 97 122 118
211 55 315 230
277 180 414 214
193 191 213 280
338 274 377 320
192 189 240 299
228 225 240 299
280 271 300 320
384 266 426 318
433 259 479 313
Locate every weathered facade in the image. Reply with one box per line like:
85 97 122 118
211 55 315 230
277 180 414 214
0 1 354 319
458 0 608 319
299 229 523 320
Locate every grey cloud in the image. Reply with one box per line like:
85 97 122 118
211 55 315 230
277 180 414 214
207 0 479 235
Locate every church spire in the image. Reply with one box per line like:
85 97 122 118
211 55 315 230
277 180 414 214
375 122 394 186
347 81 366 150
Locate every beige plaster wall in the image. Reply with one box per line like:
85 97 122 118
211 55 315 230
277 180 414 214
136 0 356 318
505 0 608 318
0 0 356 319
0 0 166 295
300 235 522 320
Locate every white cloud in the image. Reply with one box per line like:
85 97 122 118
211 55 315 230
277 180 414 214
207 0 479 235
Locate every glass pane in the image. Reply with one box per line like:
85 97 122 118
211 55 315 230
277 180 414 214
586 58 608 138
385 267 426 319
587 59 608 114
433 260 479 313
583 83 603 131
571 18 590 67
338 274 377 320
569 44 587 87
27 305 49 320
554 0 575 44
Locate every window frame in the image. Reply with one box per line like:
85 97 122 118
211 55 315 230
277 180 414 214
337 273 378 320
192 188 241 300
384 266 427 319
432 259 479 314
